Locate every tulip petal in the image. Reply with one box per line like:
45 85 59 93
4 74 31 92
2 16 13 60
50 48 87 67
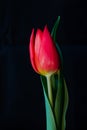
29 29 38 73
35 29 43 73
38 26 60 74
35 29 42 58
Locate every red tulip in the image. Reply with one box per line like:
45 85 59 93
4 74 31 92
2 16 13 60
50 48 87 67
29 26 60 76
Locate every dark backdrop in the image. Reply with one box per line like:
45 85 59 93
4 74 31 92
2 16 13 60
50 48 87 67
0 0 87 45
0 0 87 130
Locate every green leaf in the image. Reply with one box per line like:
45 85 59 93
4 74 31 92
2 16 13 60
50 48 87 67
40 76 57 130
40 75 48 97
50 74 58 105
51 16 63 67
54 71 69 130
61 79 69 130
51 16 60 42
56 43 63 68
54 71 63 129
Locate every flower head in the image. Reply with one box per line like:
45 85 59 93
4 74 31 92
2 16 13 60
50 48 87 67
29 26 60 76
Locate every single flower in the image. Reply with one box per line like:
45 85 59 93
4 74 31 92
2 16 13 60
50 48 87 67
29 25 60 76
29 17 69 130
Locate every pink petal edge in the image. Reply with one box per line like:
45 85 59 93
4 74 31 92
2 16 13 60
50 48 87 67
29 29 39 73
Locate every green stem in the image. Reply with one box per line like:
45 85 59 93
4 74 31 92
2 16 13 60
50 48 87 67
46 75 53 107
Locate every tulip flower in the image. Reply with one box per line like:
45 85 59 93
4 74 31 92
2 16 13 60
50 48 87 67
29 16 69 130
29 25 60 77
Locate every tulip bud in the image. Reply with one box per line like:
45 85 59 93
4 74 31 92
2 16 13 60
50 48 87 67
29 26 60 76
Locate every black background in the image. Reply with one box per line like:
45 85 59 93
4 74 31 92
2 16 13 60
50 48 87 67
0 0 87 130
0 0 87 45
